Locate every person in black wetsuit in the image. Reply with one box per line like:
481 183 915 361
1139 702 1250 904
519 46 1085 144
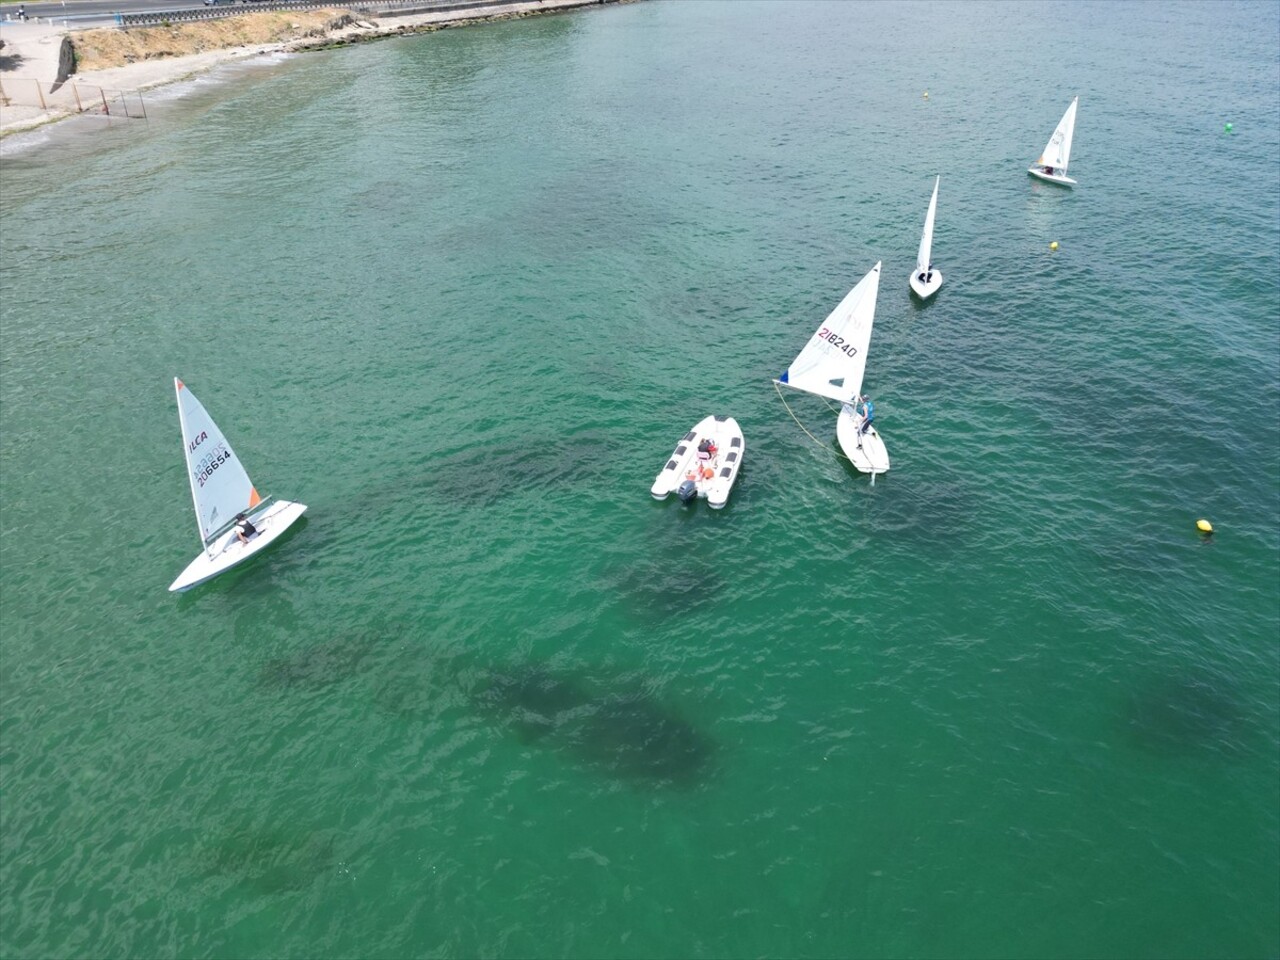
234 513 258 544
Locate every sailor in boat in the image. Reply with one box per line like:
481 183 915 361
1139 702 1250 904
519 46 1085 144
855 395 875 444
234 512 258 545
1044 165 1055 175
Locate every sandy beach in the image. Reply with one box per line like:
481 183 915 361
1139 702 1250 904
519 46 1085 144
0 0 615 136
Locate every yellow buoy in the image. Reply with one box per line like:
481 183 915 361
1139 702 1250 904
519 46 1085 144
1050 241 1059 251
1196 519 1214 534
923 90 929 99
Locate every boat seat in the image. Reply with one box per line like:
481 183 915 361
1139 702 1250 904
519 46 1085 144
726 452 737 463
730 437 741 448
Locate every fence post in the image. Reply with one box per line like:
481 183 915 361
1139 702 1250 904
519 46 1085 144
100 87 109 115
36 80 47 111
72 83 83 113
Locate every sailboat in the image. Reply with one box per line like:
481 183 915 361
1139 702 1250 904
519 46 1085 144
1028 96 1079 186
169 378 307 592
909 176 942 299
775 261 889 477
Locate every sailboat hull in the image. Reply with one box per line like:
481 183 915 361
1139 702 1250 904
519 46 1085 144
1027 166 1076 186
836 403 890 475
169 499 307 592
909 269 943 299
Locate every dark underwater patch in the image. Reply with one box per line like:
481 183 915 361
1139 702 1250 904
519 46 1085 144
471 663 716 788
256 633 379 691
601 555 725 622
1125 672 1245 757
429 430 613 508
566 691 715 787
860 479 976 549
202 828 335 895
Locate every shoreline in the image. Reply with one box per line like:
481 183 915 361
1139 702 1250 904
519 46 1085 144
0 0 622 138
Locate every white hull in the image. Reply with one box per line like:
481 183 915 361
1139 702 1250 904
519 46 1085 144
169 499 307 592
836 403 890 475
909 268 943 299
1027 165 1076 187
650 415 745 509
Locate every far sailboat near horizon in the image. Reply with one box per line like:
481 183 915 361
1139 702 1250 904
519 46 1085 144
775 262 889 479
169 378 307 592
1028 95 1079 186
909 175 943 300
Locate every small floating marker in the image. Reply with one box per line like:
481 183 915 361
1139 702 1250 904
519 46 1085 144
1196 519 1214 534
923 90 929 99
1224 122 1233 134
1049 241 1059 251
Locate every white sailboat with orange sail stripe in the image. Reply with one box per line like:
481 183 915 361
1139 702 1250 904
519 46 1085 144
169 378 307 592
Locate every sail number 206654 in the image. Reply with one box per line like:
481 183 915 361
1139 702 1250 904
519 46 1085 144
817 327 859 358
195 449 232 487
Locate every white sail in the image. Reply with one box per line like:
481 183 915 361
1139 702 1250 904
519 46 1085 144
916 176 939 273
1037 96 1077 172
175 378 262 549
777 262 881 404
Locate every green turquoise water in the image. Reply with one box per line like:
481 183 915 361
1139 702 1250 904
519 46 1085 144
2 2 1278 957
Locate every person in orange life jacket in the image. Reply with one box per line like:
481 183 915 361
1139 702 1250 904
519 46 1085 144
234 513 258 544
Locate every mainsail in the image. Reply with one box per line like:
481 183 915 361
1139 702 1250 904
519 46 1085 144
777 262 881 404
916 177 939 274
1038 96 1078 172
175 378 261 548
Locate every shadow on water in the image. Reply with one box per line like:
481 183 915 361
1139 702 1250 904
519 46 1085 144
471 663 716 789
256 630 384 691
1124 671 1245 757
200 827 335 895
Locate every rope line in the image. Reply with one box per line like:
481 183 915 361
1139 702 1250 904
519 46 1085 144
773 381 855 464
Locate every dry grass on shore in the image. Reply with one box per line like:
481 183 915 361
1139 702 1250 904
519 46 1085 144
72 10 353 70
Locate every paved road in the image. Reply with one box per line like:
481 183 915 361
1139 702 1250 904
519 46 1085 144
1 0 271 19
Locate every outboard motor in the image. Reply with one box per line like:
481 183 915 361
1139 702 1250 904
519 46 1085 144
677 478 699 503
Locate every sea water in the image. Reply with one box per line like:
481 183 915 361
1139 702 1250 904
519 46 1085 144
1 2 1277 957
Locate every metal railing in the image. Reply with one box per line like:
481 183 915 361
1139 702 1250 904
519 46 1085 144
0 76 146 119
113 0 524 27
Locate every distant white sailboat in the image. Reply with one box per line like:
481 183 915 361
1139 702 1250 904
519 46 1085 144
169 378 307 592
775 262 889 478
909 176 943 299
1028 96 1079 186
